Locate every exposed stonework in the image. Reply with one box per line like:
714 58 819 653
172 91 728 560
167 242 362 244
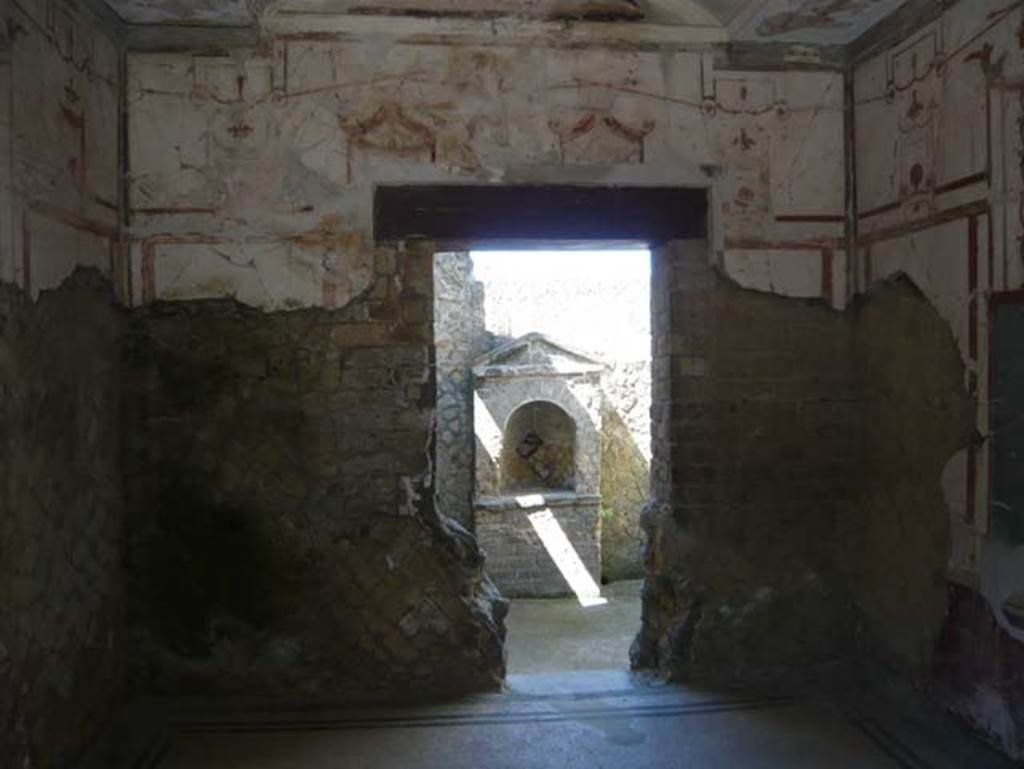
433 253 488 527
635 241 863 685
634 253 983 710
0 270 125 769
121 244 507 700
475 494 601 598
853 278 976 678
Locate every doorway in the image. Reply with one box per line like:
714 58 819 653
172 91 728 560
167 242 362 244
433 247 651 675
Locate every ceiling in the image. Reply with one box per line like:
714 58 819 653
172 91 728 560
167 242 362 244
100 0 911 45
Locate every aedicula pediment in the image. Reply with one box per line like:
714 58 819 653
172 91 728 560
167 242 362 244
473 333 604 378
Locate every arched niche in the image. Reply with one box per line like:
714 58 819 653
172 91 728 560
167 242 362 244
500 400 576 493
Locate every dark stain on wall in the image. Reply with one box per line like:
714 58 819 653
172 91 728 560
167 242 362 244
121 247 507 701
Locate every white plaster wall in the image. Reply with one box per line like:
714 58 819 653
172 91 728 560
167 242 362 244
853 0 1024 635
125 40 846 310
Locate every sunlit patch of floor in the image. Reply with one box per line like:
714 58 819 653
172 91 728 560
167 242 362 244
504 580 642 675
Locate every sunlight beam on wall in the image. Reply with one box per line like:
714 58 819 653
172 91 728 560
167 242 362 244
474 391 503 463
523 503 607 608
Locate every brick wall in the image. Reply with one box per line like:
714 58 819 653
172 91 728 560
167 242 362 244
637 240 864 684
475 496 601 598
122 243 507 701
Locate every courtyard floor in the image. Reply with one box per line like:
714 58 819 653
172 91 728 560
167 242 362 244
505 579 643 675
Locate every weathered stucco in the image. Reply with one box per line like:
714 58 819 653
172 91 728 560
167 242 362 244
854 0 1024 756
124 43 846 310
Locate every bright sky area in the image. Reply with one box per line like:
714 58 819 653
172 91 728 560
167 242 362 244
471 249 651 283
469 249 652 362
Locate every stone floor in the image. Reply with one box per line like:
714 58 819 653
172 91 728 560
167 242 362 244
96 670 1012 769
505 579 643 675
84 581 1015 768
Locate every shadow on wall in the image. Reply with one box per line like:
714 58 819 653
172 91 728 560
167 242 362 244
122 289 507 702
500 400 577 493
600 405 650 582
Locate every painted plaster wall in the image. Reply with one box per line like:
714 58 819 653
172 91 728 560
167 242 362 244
1 2 125 767
124 40 846 311
853 0 1024 756
3 0 121 297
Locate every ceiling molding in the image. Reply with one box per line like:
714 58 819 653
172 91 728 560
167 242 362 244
263 11 727 47
73 0 131 40
719 41 846 72
76 0 951 71
847 0 955 66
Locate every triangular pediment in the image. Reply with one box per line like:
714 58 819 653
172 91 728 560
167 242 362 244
473 333 603 378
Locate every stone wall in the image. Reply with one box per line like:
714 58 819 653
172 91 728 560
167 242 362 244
475 495 601 598
636 241 864 685
0 0 125 766
433 253 487 527
122 243 507 700
636 246 986 733
0 271 125 769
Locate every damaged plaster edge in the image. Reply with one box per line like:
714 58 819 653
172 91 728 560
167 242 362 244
847 0 953 67
0 267 121 309
710 257 847 313
72 0 264 52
